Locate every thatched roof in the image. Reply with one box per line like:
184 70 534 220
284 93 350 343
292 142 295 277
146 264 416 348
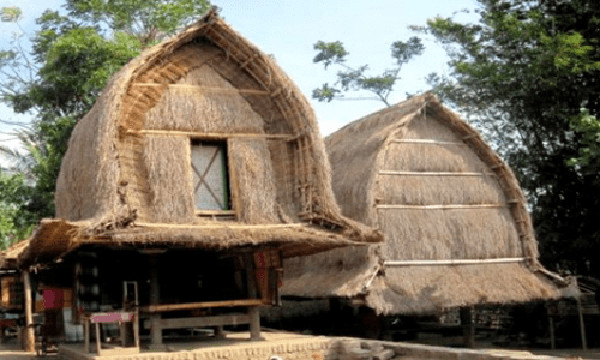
16 9 380 267
0 238 30 270
283 93 564 314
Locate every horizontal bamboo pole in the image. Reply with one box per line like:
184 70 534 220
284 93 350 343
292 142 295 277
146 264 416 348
140 299 264 313
131 83 269 95
376 204 509 210
133 222 303 230
378 170 496 176
384 257 527 266
126 129 294 139
391 139 467 146
194 210 236 216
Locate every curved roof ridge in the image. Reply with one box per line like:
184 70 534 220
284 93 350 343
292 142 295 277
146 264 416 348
53 8 380 246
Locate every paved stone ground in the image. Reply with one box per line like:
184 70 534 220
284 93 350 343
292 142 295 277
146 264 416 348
0 342 37 360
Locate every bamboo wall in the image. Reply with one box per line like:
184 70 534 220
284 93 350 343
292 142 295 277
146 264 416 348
376 115 522 260
132 43 302 223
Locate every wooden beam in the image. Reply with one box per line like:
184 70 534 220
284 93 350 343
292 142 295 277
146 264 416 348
378 170 496 176
140 299 264 313
143 314 251 330
133 222 303 230
376 204 509 210
131 83 270 95
384 257 527 266
126 129 294 140
390 139 467 146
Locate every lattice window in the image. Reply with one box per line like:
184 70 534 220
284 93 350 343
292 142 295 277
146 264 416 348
191 140 231 211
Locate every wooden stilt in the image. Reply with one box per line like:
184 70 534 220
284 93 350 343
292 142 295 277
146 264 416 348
23 271 35 353
95 323 101 355
245 253 257 299
149 255 163 350
83 319 90 353
248 306 263 341
133 311 140 349
549 316 555 350
120 322 127 346
215 325 224 339
460 306 475 348
245 253 263 341
576 292 587 350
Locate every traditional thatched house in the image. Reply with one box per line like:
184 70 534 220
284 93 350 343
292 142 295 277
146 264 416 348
4 8 380 352
283 93 563 315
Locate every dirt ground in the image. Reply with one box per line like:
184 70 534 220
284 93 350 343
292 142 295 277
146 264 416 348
0 344 36 360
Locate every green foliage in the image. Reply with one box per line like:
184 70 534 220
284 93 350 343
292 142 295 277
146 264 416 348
312 83 341 102
0 7 22 22
313 41 349 69
0 172 35 249
424 0 600 277
312 38 424 106
65 0 210 44
569 110 600 171
391 37 425 65
28 28 141 115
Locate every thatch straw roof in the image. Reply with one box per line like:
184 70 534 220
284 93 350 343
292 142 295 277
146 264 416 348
0 238 30 270
282 93 564 314
16 9 380 267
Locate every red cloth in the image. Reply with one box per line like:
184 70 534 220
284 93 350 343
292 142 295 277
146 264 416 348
42 288 64 309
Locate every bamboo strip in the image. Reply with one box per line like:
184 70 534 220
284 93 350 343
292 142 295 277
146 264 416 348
194 210 236 216
131 83 269 95
378 170 496 176
133 222 303 229
126 130 294 139
384 257 527 266
391 139 467 146
376 204 509 210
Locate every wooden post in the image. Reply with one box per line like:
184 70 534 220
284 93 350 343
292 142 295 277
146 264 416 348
23 271 35 353
95 323 101 355
245 253 257 299
576 292 587 350
245 253 263 341
133 311 140 349
215 325 224 339
149 255 163 350
460 306 475 348
248 306 263 341
120 322 127 346
549 316 555 350
83 319 90 353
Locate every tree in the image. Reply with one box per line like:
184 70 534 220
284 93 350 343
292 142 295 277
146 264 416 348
0 1 211 246
423 0 600 276
312 38 424 106
0 171 35 249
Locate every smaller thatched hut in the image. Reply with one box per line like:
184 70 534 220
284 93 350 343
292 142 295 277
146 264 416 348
283 93 564 315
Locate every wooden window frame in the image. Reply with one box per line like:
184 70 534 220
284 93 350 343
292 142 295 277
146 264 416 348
190 139 234 217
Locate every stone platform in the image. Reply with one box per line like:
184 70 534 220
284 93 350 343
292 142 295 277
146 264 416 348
58 331 574 360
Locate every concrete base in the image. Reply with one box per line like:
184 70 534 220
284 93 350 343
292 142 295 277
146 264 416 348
146 344 167 352
58 331 569 360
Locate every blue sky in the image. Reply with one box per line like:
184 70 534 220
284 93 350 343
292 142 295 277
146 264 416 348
0 0 480 156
